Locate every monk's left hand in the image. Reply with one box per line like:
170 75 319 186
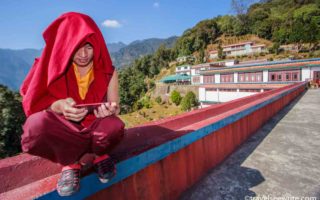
94 102 119 118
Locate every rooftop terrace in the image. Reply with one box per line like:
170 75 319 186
181 89 320 199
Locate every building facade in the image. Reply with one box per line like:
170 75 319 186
176 65 191 75
209 41 268 60
194 58 320 107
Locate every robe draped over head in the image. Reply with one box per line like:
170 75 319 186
20 12 114 127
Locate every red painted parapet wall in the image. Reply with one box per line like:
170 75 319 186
0 82 307 200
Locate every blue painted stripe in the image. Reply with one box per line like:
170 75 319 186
37 83 305 200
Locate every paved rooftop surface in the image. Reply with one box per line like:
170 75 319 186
180 89 320 200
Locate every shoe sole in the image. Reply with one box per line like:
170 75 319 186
57 185 80 196
99 177 109 183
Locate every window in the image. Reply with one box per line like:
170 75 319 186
219 88 237 92
221 74 233 83
257 75 261 81
193 76 200 83
271 74 275 81
293 73 298 81
278 74 282 81
239 89 260 92
239 74 244 82
203 75 214 84
286 74 290 81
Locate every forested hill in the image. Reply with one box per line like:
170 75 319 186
110 36 178 68
118 0 320 113
173 0 320 59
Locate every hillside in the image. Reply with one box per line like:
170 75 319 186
118 0 320 116
0 49 41 90
119 99 183 128
0 37 178 90
111 36 178 68
107 42 127 53
173 0 320 60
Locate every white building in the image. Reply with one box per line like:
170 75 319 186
208 41 268 61
176 55 195 63
176 65 191 75
193 58 320 107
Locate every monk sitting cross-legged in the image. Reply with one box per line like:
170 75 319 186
20 12 125 196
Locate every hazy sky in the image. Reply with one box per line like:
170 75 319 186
0 0 239 49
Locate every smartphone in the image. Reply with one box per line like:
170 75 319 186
74 102 105 112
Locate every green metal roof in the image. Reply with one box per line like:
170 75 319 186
160 74 191 83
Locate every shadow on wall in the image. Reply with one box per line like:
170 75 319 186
111 125 195 161
67 124 197 178
179 90 306 200
0 123 194 195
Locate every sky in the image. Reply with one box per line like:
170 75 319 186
0 0 238 49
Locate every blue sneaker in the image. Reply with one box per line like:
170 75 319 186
56 164 81 196
93 154 116 183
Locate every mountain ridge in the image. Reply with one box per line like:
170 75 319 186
0 36 178 90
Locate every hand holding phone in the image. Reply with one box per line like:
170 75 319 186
94 102 119 118
74 102 105 113
75 102 119 117
51 98 88 122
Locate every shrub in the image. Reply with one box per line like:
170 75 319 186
155 96 162 104
133 101 143 111
170 90 182 105
140 96 153 109
0 85 25 158
149 80 155 90
180 91 199 111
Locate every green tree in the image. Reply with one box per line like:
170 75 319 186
180 91 199 111
173 19 221 57
216 15 236 36
155 96 162 104
119 67 147 113
233 15 250 36
269 42 281 54
290 4 320 49
217 42 225 59
252 19 273 39
0 85 25 158
170 90 182 106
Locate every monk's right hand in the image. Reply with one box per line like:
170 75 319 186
50 98 88 122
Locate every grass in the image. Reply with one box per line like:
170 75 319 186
118 100 184 128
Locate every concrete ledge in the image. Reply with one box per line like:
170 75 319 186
0 82 307 200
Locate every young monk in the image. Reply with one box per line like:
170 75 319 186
20 12 125 196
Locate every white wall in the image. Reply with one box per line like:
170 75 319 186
217 91 256 102
301 67 311 81
263 70 268 82
191 69 196 76
225 61 235 66
200 76 204 84
199 89 257 103
234 72 238 83
199 87 206 102
215 74 220 83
